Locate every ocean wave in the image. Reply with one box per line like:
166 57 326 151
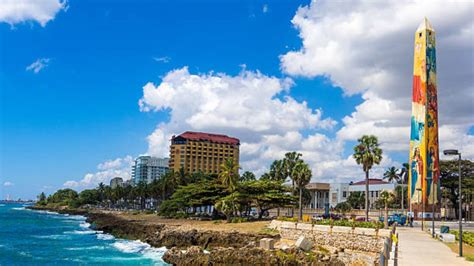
64 230 103 235
96 233 115 241
33 234 72 240
65 246 106 251
12 207 26 210
79 222 91 228
0 204 5 207
112 240 167 262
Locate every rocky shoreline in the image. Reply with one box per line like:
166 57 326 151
29 206 347 265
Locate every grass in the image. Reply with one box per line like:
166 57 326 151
445 242 474 262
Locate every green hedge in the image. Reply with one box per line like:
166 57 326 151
450 230 474 246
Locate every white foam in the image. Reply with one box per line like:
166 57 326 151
79 222 91 228
111 240 167 262
64 230 103 235
96 233 115 241
0 204 5 207
33 234 72 240
12 207 25 210
65 246 105 251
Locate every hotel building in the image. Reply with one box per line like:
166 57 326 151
169 131 240 174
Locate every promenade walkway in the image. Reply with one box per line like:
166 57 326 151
397 227 471 265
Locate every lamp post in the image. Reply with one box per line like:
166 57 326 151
443 149 462 257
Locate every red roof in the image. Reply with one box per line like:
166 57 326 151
174 131 240 145
351 179 389 186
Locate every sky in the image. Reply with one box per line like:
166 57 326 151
0 0 473 200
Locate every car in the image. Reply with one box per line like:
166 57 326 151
379 213 407 226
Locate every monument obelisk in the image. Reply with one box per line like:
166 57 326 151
408 18 440 218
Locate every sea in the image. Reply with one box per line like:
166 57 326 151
0 203 169 265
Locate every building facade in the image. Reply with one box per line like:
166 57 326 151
329 183 350 207
109 177 124 189
348 179 396 208
131 156 169 184
169 131 240 174
305 183 330 209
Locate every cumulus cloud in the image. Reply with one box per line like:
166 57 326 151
138 67 354 181
3 181 14 187
63 156 134 189
280 0 474 157
262 4 269 14
26 58 51 73
0 0 68 27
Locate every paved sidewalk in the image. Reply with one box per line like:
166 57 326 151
397 227 472 265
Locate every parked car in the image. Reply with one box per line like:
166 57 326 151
379 213 407 226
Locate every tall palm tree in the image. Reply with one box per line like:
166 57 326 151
97 182 106 205
219 158 240 192
353 135 383 221
240 171 256 182
292 161 312 221
383 167 400 183
283 152 302 217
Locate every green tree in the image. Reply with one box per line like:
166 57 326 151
269 159 287 181
37 192 47 206
346 191 365 209
219 158 240 192
440 159 474 219
240 171 256 182
215 196 238 222
383 166 400 183
78 189 100 205
380 190 395 229
353 135 383 221
335 202 352 216
292 161 312 221
283 152 303 217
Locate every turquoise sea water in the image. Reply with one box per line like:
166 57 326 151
0 203 168 265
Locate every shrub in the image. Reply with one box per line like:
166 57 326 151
450 230 474 246
230 217 249 223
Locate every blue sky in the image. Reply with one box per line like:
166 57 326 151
1 0 473 200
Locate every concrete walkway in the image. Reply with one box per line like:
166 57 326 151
397 227 472 265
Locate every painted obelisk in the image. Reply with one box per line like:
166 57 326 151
408 18 440 215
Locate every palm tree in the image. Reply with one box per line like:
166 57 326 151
240 171 256 182
380 190 395 229
97 182 106 204
292 161 312 221
353 135 383 221
219 158 240 192
269 159 286 181
283 152 303 217
383 167 400 183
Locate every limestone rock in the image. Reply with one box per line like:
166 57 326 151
260 238 275 250
295 236 313 251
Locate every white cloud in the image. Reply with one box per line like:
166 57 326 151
139 67 348 181
3 181 14 187
262 4 268 14
26 58 50 73
0 0 68 27
153 56 171 63
280 0 474 158
63 156 134 189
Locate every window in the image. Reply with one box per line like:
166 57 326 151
371 191 374 197
375 191 379 197
342 191 347 198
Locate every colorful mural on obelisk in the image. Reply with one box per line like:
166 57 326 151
409 18 440 209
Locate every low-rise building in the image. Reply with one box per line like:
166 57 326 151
348 179 396 208
329 183 350 207
305 182 330 209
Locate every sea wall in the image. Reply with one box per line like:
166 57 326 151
269 220 387 254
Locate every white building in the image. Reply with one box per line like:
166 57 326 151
305 183 330 209
131 156 169 184
348 179 396 208
329 183 350 207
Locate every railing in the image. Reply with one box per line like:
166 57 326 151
379 224 398 266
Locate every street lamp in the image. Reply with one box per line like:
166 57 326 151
443 149 462 257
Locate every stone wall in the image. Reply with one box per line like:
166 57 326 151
269 220 388 254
